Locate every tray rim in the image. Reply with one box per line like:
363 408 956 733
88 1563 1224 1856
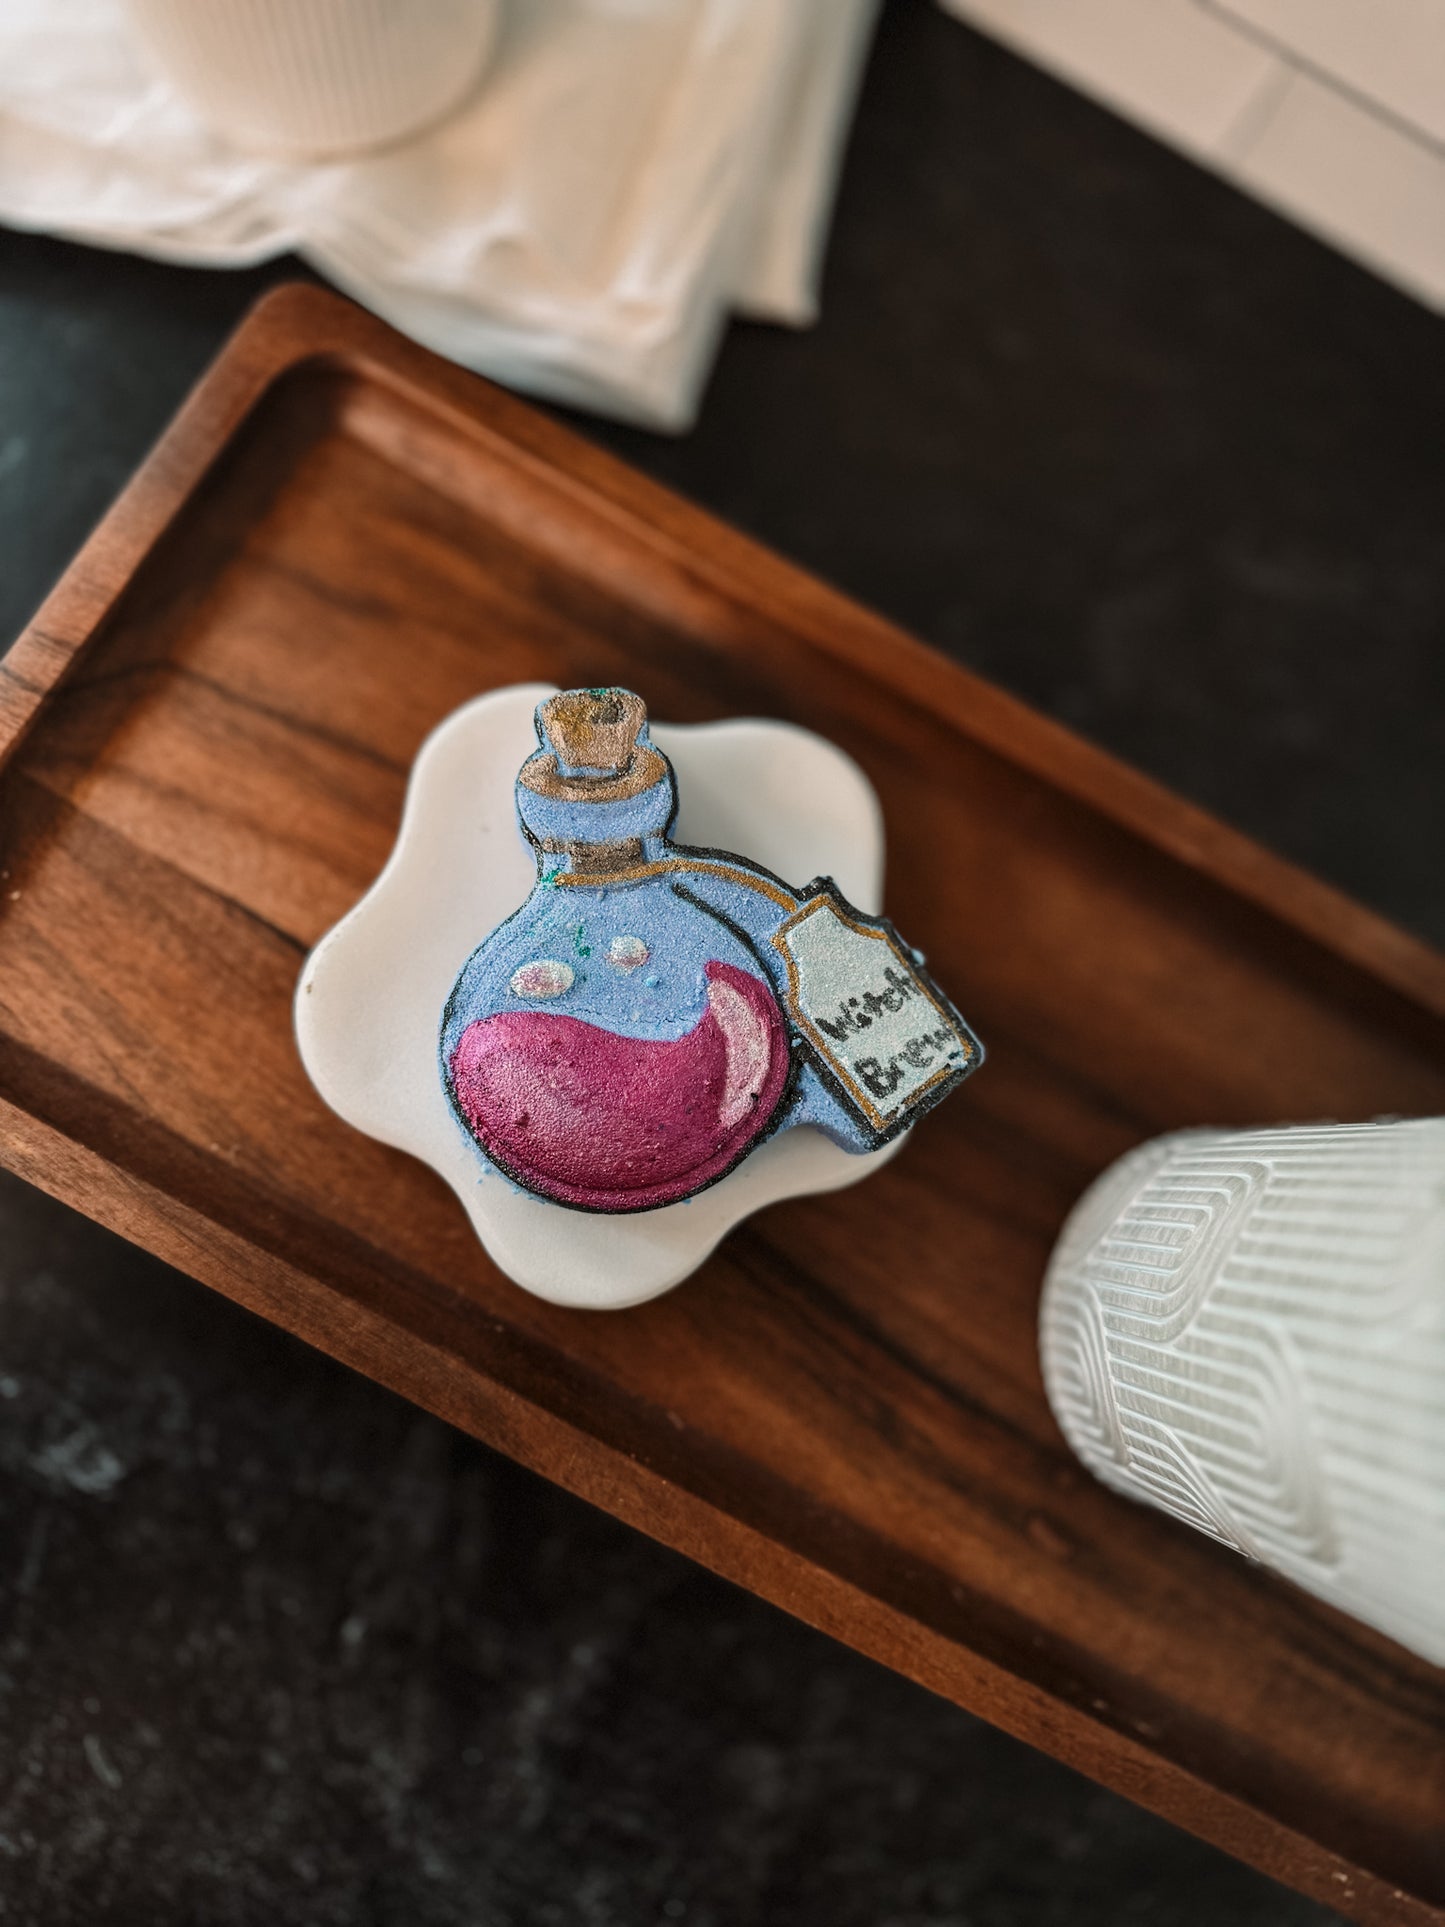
2 283 1442 1927
6 284 1445 1027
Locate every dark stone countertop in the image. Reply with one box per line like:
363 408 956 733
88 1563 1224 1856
3 0 1441 1920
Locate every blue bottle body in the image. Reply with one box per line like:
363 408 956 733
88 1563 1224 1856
441 692 977 1213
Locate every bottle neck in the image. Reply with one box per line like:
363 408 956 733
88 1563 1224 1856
536 835 645 878
517 773 674 878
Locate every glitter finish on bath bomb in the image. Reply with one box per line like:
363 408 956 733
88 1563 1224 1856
440 688 982 1214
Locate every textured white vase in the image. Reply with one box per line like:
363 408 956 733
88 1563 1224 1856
1041 1119 1445 1666
122 0 501 157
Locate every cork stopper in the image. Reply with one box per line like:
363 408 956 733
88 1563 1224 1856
540 688 647 777
518 687 668 805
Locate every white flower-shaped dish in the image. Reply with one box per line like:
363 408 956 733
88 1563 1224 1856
295 683 902 1308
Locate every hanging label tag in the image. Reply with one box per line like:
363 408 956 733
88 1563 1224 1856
770 885 982 1142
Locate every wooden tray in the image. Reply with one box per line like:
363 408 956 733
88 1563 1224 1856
3 286 1442 1923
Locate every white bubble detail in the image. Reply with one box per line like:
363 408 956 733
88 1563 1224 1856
607 934 650 972
510 959 574 1000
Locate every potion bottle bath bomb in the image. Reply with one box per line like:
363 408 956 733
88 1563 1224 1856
441 688 982 1214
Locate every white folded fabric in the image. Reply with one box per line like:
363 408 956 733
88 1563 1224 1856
0 0 881 428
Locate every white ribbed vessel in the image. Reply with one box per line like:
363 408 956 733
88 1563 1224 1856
123 0 501 157
1041 1119 1445 1666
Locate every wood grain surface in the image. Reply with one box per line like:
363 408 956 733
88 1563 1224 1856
1 286 1442 1924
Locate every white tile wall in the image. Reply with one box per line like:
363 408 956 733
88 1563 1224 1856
940 0 1445 311
1245 67 1445 305
1211 0 1445 144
